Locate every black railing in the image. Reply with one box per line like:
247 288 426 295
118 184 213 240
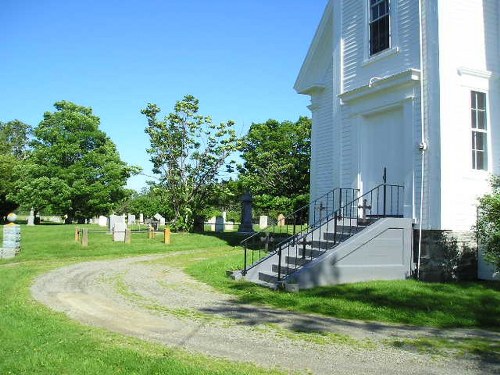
275 183 404 282
241 187 358 275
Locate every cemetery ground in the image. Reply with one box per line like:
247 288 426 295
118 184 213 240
0 225 499 374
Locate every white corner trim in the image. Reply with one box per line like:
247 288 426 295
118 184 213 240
339 69 421 103
297 84 326 96
457 67 493 79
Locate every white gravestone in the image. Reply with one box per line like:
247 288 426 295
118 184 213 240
259 215 268 229
128 214 136 225
98 215 108 227
109 215 125 233
113 222 127 242
154 213 165 226
209 216 216 231
139 213 144 224
27 208 35 226
225 220 235 231
277 214 286 227
215 216 225 233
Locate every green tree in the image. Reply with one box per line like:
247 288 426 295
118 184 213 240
238 117 311 215
142 95 239 232
0 120 32 218
477 176 500 272
9 101 138 222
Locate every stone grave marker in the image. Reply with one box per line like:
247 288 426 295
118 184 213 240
209 216 216 231
215 216 225 233
277 213 286 227
154 213 165 226
139 213 144 224
259 215 268 229
98 215 108 227
1 213 21 259
238 192 254 233
128 214 136 225
27 208 35 226
109 214 125 233
113 222 127 242
225 220 235 231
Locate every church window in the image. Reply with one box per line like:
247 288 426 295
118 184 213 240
471 91 488 170
369 0 390 56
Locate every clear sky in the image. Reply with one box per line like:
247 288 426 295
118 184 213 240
0 0 327 191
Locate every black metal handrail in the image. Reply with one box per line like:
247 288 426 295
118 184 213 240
241 187 358 275
275 183 404 282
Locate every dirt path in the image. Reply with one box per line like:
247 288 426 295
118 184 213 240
31 254 499 374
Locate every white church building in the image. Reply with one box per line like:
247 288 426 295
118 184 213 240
240 0 499 288
294 0 499 280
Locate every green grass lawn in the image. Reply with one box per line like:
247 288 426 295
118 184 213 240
0 224 499 374
0 224 282 375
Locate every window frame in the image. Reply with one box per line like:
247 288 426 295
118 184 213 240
471 91 488 171
368 0 391 57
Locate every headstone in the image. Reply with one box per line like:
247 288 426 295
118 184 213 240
225 220 235 231
238 192 254 233
215 216 225 233
128 214 136 225
478 247 500 281
98 215 108 227
209 216 216 231
1 213 21 259
154 213 165 226
109 214 125 233
259 215 268 229
27 208 35 226
277 214 286 227
139 213 144 224
113 222 127 242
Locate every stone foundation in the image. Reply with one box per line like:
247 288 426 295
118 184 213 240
413 229 477 282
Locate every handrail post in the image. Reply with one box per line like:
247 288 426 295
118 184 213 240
277 248 282 281
243 245 247 275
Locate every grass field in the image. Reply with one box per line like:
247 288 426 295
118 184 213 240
0 224 499 373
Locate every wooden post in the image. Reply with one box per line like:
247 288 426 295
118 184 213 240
148 226 155 239
164 227 171 244
81 229 88 247
75 227 80 242
125 228 131 244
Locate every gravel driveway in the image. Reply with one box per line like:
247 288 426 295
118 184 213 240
31 254 499 374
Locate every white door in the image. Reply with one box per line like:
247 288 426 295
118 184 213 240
359 107 406 215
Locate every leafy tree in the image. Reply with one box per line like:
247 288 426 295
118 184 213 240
476 176 500 272
142 95 239 232
0 120 31 218
238 117 311 215
0 120 31 158
9 101 138 222
115 186 171 219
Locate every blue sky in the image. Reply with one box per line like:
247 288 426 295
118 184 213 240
0 0 327 191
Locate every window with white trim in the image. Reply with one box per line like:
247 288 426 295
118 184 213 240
369 0 390 56
471 91 488 170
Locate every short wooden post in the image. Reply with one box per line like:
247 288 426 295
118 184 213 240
81 229 88 247
148 226 155 239
125 228 131 244
164 227 171 244
75 227 80 242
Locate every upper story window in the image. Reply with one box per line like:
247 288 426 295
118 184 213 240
471 91 488 170
369 0 390 56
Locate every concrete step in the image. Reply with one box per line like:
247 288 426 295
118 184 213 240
258 272 279 285
271 263 299 275
285 256 310 266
